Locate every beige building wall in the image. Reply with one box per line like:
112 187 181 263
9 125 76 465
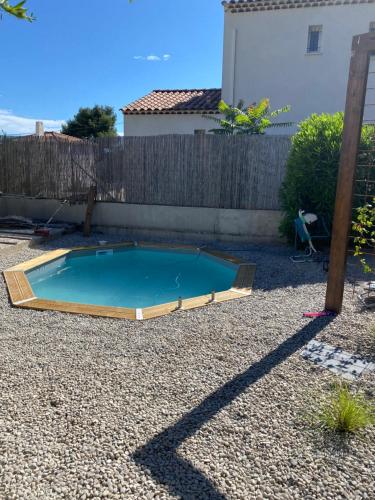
124 114 217 136
222 4 375 133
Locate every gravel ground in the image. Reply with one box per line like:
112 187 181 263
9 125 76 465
0 233 374 500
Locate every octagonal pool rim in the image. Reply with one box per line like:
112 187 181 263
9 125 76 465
3 242 255 321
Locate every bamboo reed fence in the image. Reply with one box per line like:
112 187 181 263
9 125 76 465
0 134 291 210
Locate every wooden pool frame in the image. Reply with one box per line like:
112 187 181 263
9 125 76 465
3 242 256 321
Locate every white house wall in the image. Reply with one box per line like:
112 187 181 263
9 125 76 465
222 5 375 133
124 114 216 136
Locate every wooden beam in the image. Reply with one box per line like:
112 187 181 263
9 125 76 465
6 249 71 272
83 185 97 237
3 270 35 304
325 34 374 313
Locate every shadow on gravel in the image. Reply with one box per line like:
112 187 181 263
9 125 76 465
310 429 353 459
132 316 334 499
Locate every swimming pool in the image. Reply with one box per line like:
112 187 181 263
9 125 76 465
27 246 238 308
4 243 255 320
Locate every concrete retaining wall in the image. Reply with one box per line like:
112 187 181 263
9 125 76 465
0 196 283 243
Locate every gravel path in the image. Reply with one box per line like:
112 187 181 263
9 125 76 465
0 234 374 499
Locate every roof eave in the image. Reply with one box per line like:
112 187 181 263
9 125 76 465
222 0 375 13
121 109 220 116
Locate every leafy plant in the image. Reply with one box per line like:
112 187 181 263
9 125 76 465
0 0 34 21
317 383 374 434
352 127 375 273
353 198 375 273
204 98 291 135
280 113 375 241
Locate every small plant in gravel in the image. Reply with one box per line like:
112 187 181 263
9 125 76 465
317 383 374 434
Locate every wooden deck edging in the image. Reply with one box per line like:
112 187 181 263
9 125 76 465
3 242 256 321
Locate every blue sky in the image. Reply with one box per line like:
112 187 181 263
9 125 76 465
0 0 224 135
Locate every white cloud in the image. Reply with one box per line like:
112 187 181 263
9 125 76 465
146 55 161 61
0 109 65 135
133 53 171 62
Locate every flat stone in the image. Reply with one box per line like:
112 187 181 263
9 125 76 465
301 340 375 380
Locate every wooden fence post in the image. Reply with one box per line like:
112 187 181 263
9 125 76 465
83 185 97 237
325 33 375 313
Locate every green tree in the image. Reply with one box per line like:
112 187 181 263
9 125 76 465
0 1 34 21
204 98 291 135
62 106 118 139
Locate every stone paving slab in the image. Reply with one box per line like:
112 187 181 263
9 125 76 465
301 340 375 380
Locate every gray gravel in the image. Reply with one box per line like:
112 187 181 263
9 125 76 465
0 233 374 499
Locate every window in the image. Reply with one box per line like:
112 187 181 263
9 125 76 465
370 22 375 33
307 25 322 54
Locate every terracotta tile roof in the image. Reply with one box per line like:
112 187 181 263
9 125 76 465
42 132 84 142
121 89 221 115
222 0 374 13
21 132 84 142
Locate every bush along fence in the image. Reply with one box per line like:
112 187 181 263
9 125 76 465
0 134 291 210
279 113 375 241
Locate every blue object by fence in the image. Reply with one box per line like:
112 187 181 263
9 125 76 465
294 218 310 243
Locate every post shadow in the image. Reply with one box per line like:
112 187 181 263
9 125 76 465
132 316 334 499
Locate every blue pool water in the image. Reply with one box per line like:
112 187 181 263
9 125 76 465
27 247 238 308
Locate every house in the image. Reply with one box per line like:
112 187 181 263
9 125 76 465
28 121 83 142
122 0 375 136
221 0 375 131
121 89 221 136
11 121 83 142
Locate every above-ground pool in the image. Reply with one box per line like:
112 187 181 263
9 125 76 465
4 243 255 320
28 246 238 308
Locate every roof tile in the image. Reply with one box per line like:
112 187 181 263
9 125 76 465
222 0 375 13
121 89 221 115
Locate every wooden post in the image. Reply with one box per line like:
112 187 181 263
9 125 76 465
83 185 97 237
325 33 375 313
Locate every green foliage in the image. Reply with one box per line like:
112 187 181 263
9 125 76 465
280 113 375 240
0 1 34 21
204 98 291 135
1 0 131 22
353 198 375 273
280 113 343 240
317 383 374 434
62 105 118 139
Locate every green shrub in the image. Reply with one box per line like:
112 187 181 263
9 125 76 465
279 113 375 241
317 383 374 434
280 113 343 240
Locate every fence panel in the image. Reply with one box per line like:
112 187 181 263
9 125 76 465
0 134 291 210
